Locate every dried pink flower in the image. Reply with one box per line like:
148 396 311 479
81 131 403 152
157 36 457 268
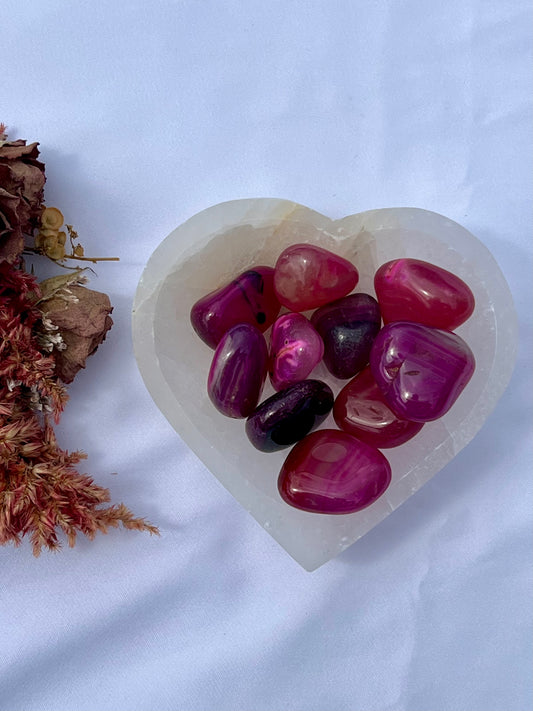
0 262 158 554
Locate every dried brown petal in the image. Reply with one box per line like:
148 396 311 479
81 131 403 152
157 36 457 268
0 137 46 261
39 285 113 383
8 161 46 227
0 140 42 162
0 186 24 263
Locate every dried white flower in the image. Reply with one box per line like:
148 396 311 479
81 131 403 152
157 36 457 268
41 317 59 332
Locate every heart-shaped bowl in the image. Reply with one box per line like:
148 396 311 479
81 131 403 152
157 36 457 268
132 199 517 571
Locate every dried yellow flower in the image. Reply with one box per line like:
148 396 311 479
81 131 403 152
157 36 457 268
33 209 118 264
35 207 67 260
40 206 64 230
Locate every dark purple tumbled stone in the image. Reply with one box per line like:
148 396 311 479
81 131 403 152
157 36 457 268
310 293 381 379
246 380 334 452
370 321 476 422
207 324 268 418
191 266 281 348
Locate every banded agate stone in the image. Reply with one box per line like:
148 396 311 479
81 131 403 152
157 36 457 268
278 429 391 514
374 258 475 330
370 322 475 422
191 266 281 348
207 324 268 418
333 366 424 448
273 243 359 311
269 313 324 391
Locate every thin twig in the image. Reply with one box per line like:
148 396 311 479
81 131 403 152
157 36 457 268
68 256 120 263
23 248 119 265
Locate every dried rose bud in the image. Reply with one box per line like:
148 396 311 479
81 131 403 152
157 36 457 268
39 284 113 383
0 132 46 263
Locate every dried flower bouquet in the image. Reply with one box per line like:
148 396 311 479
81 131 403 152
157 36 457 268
0 125 158 554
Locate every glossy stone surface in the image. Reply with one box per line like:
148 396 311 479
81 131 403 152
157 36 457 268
374 258 475 330
278 429 391 514
269 313 324 390
274 243 359 311
370 322 476 422
334 366 424 448
191 266 281 348
311 293 381 379
246 380 334 452
207 324 268 418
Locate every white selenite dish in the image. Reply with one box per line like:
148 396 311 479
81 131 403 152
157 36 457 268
132 199 517 571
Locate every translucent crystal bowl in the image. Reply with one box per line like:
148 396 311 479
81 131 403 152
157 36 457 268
132 199 517 570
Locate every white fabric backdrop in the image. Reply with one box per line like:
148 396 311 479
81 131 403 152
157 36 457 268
1 2 532 710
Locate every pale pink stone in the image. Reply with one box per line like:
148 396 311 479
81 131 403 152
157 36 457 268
269 313 324 390
274 243 359 311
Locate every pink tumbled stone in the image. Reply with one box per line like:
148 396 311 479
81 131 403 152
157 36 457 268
207 324 268 418
374 258 475 330
274 243 359 311
190 266 281 348
370 322 476 422
278 429 391 514
269 313 324 390
333 366 424 448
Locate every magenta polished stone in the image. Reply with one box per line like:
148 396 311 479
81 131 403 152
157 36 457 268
207 324 268 418
370 322 476 422
269 313 324 390
310 293 381 379
333 366 424 448
274 243 359 311
374 258 475 330
278 429 391 514
191 266 281 348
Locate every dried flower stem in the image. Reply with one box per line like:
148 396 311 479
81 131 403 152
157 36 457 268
24 247 120 264
68 255 120 262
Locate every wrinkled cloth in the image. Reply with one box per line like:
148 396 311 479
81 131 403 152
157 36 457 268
0 2 531 711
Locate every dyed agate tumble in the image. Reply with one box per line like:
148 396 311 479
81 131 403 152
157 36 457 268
194 245 478 519
191 266 281 348
311 293 381 379
334 366 424 448
274 243 359 311
269 313 324 390
374 258 475 330
278 429 391 514
246 380 334 452
208 324 268 418
370 322 475 422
